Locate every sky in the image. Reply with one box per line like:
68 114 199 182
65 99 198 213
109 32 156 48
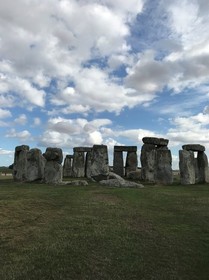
1 0 209 169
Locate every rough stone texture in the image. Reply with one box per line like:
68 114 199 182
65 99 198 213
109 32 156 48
125 151 138 176
85 150 93 178
61 180 88 186
44 161 63 184
13 145 30 181
126 170 141 180
113 151 124 177
73 147 92 153
140 144 156 182
142 137 169 146
26 148 46 182
155 150 173 185
72 151 85 177
100 172 144 188
43 147 63 164
86 145 109 181
114 146 137 152
196 152 209 183
63 155 73 177
179 150 196 185
182 144 205 152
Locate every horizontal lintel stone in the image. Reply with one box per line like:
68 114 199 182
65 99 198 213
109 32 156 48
182 144 205 152
114 146 137 152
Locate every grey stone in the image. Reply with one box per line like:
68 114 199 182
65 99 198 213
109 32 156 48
125 151 138 176
26 148 46 182
113 151 124 177
182 144 205 152
155 149 173 185
126 170 141 180
100 173 144 188
44 161 63 184
114 146 137 152
179 150 196 185
196 152 209 183
140 144 156 182
61 180 88 186
86 145 109 181
142 137 169 146
13 145 30 181
63 155 73 177
72 151 85 177
43 147 63 164
73 147 92 152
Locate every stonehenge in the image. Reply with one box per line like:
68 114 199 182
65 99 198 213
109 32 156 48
113 146 138 177
179 144 209 184
12 138 209 186
140 137 173 185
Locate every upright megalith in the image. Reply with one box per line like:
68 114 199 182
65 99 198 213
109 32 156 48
86 145 109 181
179 144 209 184
43 147 63 184
13 145 30 181
63 155 73 177
140 137 173 184
113 146 138 177
72 147 92 178
26 148 46 182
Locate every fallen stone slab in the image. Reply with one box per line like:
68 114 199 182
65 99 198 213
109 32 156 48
99 172 144 188
142 137 169 146
182 144 205 152
61 180 88 186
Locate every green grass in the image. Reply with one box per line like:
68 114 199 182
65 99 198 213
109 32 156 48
1 179 209 280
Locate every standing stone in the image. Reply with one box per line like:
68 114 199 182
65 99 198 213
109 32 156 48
125 151 138 177
13 145 30 181
113 151 124 177
63 155 73 177
196 152 209 183
155 149 173 185
43 148 63 184
86 145 109 181
85 150 93 178
72 151 85 177
140 144 156 182
26 148 46 182
179 150 196 185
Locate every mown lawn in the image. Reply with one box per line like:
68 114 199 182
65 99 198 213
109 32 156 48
1 179 209 280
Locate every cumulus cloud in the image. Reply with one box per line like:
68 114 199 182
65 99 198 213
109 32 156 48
14 114 27 125
6 128 32 141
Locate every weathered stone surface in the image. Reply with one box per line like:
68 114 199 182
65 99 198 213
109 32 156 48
43 147 63 164
113 151 124 177
44 161 63 184
155 150 173 185
26 148 46 182
73 147 92 152
61 180 88 186
125 151 138 176
100 172 144 188
196 152 209 183
140 144 156 182
182 144 205 152
126 170 141 180
63 155 73 177
13 145 30 181
179 150 196 185
114 146 137 152
142 137 169 146
72 151 85 177
86 145 109 181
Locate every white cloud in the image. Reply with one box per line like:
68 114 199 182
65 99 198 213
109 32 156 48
0 108 12 118
6 128 31 141
0 148 13 155
14 114 27 125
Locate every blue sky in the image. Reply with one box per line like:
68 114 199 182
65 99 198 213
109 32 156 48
1 0 209 169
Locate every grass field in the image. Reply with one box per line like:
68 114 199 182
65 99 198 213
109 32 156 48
1 178 209 280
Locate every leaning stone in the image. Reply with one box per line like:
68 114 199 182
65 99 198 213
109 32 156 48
179 150 196 185
44 161 63 184
72 151 85 177
125 151 138 176
113 151 124 177
26 148 46 182
13 145 30 181
182 144 205 152
155 149 173 185
43 147 63 164
86 145 109 181
142 137 169 146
